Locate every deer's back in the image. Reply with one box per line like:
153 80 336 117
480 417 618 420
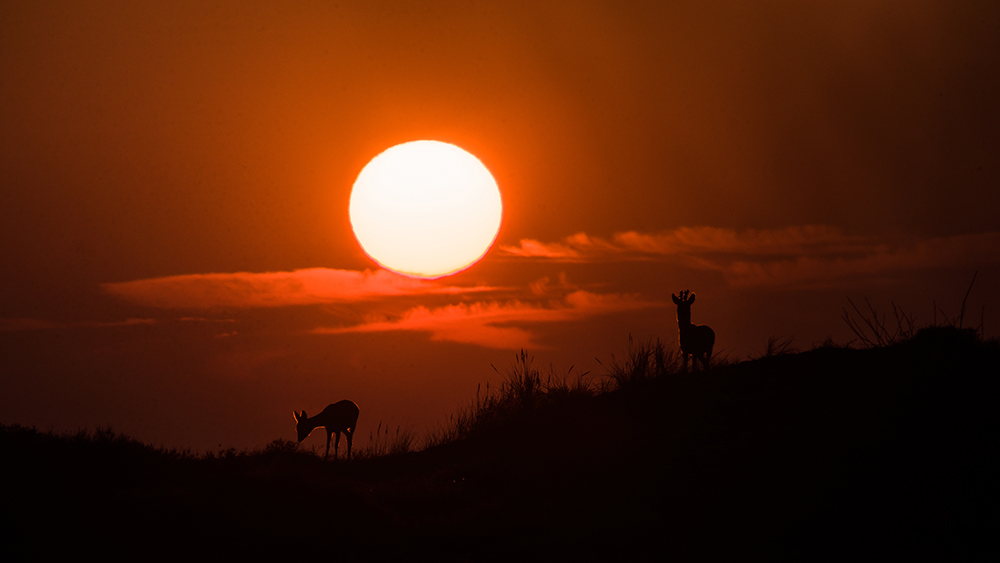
320 400 360 429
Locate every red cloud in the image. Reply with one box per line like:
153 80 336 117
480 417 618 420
313 290 660 349
500 227 1000 288
102 268 498 309
499 225 870 259
610 225 871 255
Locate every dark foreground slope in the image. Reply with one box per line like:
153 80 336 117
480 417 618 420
2 327 997 561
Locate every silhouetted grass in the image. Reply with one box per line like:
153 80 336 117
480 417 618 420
843 272 986 347
356 420 416 459
758 334 798 358
427 349 594 446
3 324 997 560
842 297 920 347
597 334 680 388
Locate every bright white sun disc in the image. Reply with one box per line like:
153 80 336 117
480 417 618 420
349 140 503 278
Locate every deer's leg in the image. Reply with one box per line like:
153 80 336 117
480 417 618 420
345 428 354 460
324 429 332 460
682 352 689 373
334 431 341 460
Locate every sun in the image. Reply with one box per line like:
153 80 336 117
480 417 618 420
349 140 503 278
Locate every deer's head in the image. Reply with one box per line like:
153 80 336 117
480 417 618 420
672 290 695 323
293 410 311 442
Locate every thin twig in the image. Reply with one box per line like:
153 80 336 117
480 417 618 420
846 298 880 346
843 303 875 347
958 270 978 329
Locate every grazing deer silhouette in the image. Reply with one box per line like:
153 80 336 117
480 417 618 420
672 290 715 372
293 400 360 460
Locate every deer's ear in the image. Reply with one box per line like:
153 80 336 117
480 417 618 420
293 411 300 422
672 294 680 305
688 293 695 304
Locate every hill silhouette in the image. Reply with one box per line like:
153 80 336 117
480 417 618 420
2 326 996 560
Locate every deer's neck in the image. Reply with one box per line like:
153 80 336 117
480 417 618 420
305 416 323 432
677 310 692 328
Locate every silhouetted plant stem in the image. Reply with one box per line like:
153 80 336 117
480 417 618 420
959 270 977 329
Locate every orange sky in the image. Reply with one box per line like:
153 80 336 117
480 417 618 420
2 1 998 451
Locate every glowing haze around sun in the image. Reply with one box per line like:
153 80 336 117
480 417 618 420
349 141 503 278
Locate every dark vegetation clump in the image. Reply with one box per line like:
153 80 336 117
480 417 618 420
600 335 680 387
428 349 596 446
2 314 997 560
355 420 416 459
842 272 987 347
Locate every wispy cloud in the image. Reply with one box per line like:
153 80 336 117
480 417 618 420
0 318 64 331
499 226 871 260
103 268 498 309
0 317 157 331
722 232 1000 288
500 227 1000 288
313 290 659 349
96 318 157 327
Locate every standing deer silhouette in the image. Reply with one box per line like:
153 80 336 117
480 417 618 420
672 290 715 372
293 400 360 460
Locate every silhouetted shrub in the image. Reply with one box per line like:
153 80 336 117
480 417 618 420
356 421 416 458
427 349 595 445
599 335 680 388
